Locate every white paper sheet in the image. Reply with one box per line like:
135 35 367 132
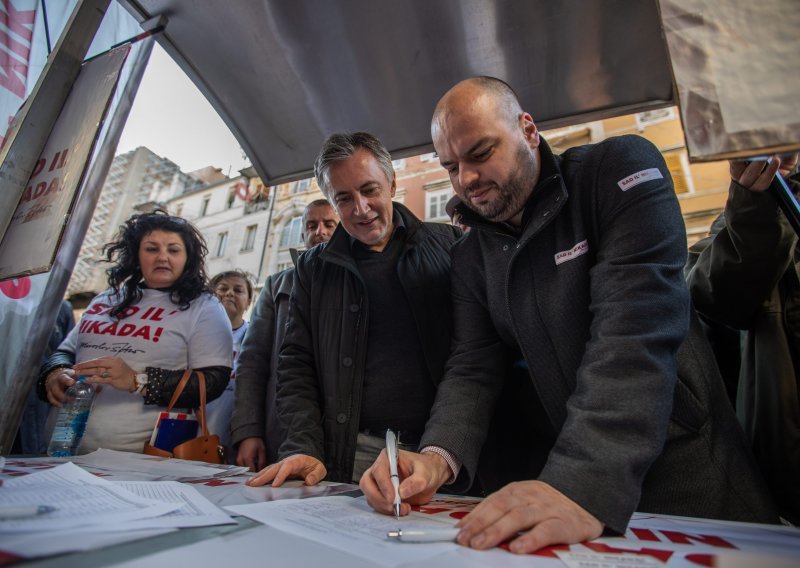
0 462 180 533
73 448 249 480
112 481 235 528
226 495 460 567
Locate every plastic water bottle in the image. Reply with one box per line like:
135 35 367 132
46 375 97 457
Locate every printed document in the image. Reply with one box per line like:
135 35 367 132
0 462 180 532
226 495 460 567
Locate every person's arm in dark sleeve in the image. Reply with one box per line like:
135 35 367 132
275 256 325 463
687 177 798 329
37 350 76 402
537 136 689 534
142 365 231 407
419 239 508 492
230 276 276 446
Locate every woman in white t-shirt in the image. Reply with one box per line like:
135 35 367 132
37 210 233 454
207 269 254 461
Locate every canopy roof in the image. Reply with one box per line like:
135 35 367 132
119 0 674 184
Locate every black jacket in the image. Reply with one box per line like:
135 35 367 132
687 176 800 523
276 202 461 481
421 135 777 532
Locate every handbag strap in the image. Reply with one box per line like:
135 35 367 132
195 371 209 437
164 369 210 437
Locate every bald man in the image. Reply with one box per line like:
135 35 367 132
361 76 777 553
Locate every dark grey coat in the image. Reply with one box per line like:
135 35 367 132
231 267 294 464
421 135 777 533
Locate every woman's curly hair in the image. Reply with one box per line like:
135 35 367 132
103 209 210 318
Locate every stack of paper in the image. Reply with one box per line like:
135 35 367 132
0 462 235 561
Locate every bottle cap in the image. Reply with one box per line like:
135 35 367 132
76 374 91 382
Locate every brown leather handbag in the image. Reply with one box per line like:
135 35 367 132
143 370 224 464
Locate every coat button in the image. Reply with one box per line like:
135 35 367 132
502 244 509 251
349 304 359 312
342 357 353 367
336 413 348 424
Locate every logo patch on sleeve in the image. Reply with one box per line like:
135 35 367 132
617 168 663 191
555 240 588 265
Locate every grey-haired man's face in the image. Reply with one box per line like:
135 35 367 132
325 149 396 252
302 203 339 248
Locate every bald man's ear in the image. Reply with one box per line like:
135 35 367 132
521 112 540 148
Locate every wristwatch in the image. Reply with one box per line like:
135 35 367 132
133 372 149 394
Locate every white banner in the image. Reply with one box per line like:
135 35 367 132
0 45 129 279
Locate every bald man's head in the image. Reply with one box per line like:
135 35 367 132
430 76 541 226
432 76 523 135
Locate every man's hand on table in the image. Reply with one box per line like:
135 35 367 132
245 453 326 487
455 480 604 553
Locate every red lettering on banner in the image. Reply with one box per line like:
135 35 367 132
48 148 67 171
30 181 46 199
0 58 27 99
0 27 29 62
0 276 31 299
43 177 60 196
630 528 660 541
660 530 736 549
152 327 163 342
30 158 45 178
584 543 673 563
0 0 36 41
102 322 118 335
520 543 570 557
685 553 715 566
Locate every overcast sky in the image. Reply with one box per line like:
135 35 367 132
115 44 251 176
